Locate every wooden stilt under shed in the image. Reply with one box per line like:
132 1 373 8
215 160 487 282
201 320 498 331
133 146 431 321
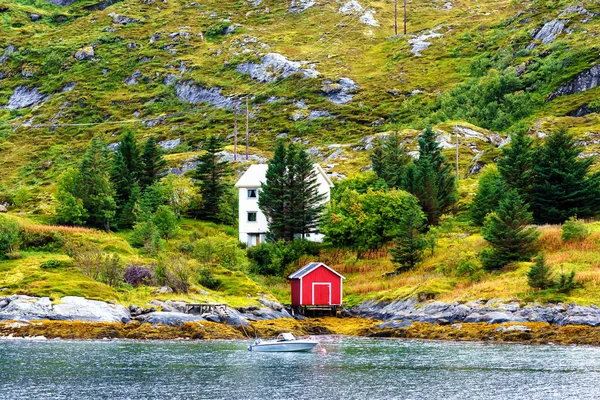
290 305 342 317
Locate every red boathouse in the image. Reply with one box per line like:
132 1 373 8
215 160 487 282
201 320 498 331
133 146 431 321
289 262 345 310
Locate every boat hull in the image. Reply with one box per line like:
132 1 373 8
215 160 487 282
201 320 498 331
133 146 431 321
249 341 317 352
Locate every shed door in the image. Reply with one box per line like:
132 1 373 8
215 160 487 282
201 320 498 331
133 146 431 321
312 283 331 305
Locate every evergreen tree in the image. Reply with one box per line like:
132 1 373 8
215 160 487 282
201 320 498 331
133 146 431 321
480 190 539 270
390 197 427 272
193 136 230 221
470 166 505 226
259 140 288 241
497 129 534 199
55 168 88 226
140 136 167 189
153 205 178 241
527 254 553 290
110 130 141 227
290 146 326 240
77 138 117 231
407 126 457 225
119 183 141 228
371 134 410 189
531 127 600 224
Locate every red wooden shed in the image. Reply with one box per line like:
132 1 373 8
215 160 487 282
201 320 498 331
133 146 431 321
288 262 345 307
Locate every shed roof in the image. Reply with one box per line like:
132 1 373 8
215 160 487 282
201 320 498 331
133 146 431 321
235 164 335 188
288 262 345 280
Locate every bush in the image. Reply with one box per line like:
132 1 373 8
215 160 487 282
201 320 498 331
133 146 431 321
20 230 64 251
556 270 577 294
66 242 123 286
130 220 163 255
40 259 63 269
527 255 553 290
158 256 192 293
0 215 20 257
561 216 589 242
100 253 124 288
197 267 221 290
153 262 168 286
124 265 155 287
193 234 248 271
247 239 320 276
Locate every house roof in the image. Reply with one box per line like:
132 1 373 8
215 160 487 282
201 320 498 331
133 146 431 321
288 262 345 280
235 163 335 188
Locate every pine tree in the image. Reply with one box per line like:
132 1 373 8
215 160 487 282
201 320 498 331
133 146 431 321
527 254 553 290
77 138 117 231
140 136 167 189
481 190 539 270
110 130 141 227
283 144 299 242
531 127 600 224
371 134 410 189
259 140 288 241
470 166 505 226
290 146 326 240
390 197 427 272
408 126 457 225
193 136 230 221
497 129 534 199
119 183 141 228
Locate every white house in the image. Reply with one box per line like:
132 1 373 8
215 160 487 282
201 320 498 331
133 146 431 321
234 164 334 247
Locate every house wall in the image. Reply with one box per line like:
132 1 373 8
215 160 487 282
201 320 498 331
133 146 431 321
291 279 301 306
300 265 342 306
238 187 268 245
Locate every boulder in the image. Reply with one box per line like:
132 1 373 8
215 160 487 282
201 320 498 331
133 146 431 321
527 19 565 50
0 296 52 321
0 45 17 64
125 70 142 85
30 14 41 22
52 296 131 323
158 138 181 151
175 80 234 109
0 205 7 213
409 27 442 57
108 12 140 25
138 311 205 326
289 0 316 13
5 86 48 110
322 77 359 104
236 53 320 83
74 46 94 61
547 64 600 101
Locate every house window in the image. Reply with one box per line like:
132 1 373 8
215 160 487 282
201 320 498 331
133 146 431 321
248 189 257 199
247 212 257 222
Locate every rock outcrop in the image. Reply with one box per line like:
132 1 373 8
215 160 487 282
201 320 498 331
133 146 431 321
353 298 600 327
289 0 316 13
527 19 565 50
74 46 95 61
44 0 76 5
4 86 48 110
322 78 359 104
175 80 234 109
236 53 320 83
547 64 600 101
409 27 442 57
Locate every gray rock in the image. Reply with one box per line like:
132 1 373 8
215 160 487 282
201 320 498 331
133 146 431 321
138 311 205 326
547 64 600 101
30 14 41 22
289 0 316 13
175 80 234 109
377 320 413 329
53 296 130 323
4 86 48 110
359 10 379 27
339 0 363 14
0 45 16 64
62 82 76 92
0 205 7 213
527 19 565 50
109 12 140 25
237 53 320 83
125 70 142 85
322 77 359 104
43 0 76 5
409 27 442 57
74 46 94 61
0 296 52 321
559 6 596 18
496 325 531 332
158 138 181 150
150 33 161 43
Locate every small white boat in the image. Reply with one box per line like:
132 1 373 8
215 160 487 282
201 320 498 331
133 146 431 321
248 333 318 352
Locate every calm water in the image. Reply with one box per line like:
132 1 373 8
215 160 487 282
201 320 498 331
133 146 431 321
1 337 599 399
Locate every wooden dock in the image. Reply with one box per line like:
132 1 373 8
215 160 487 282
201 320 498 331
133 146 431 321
185 303 227 315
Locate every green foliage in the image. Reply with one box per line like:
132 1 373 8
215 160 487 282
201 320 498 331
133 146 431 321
331 172 387 200
497 129 534 198
531 127 600 224
158 255 192 293
470 166 505 226
321 188 421 251
390 196 427 272
197 267 222 290
259 141 325 242
371 133 411 189
192 136 231 222
205 21 231 40
192 233 248 271
130 220 163 255
556 270 577 294
160 174 199 219
406 127 457 225
527 254 553 290
153 205 178 241
40 259 63 269
20 230 65 252
561 216 590 242
140 136 167 190
11 186 31 207
247 239 320 276
111 130 141 228
481 190 539 270
0 215 20 257
65 241 122 286
55 168 88 226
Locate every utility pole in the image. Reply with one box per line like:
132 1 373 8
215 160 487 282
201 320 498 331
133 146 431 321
245 96 249 161
394 0 398 36
455 125 459 180
404 0 407 35
233 99 238 162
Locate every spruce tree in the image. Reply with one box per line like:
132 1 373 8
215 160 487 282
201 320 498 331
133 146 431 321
193 136 230 221
470 166 505 226
110 130 141 227
140 136 167 189
77 138 117 231
481 190 539 270
290 146 326 240
390 197 427 272
497 129 534 199
259 140 288 241
408 126 457 225
531 127 600 224
371 134 410 189
527 254 553 290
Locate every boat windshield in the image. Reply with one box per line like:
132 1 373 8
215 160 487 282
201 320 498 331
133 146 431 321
278 333 296 341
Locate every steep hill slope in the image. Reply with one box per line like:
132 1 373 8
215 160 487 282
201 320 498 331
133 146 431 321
1 0 600 204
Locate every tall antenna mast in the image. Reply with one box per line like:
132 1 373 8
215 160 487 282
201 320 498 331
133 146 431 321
245 96 249 161
233 99 238 162
404 0 407 35
394 0 398 35
455 125 459 180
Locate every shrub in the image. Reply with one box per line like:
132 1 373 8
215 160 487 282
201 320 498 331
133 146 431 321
193 234 248 270
561 216 589 242
66 242 104 280
158 256 192 293
153 205 178 241
100 253 124 288
153 262 168 286
40 259 62 269
20 230 65 251
527 255 553 290
197 267 221 290
130 220 163 255
0 215 20 257
556 270 577 294
247 239 320 276
123 265 155 287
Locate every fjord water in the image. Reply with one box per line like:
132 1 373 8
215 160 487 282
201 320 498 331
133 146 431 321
1 337 599 399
